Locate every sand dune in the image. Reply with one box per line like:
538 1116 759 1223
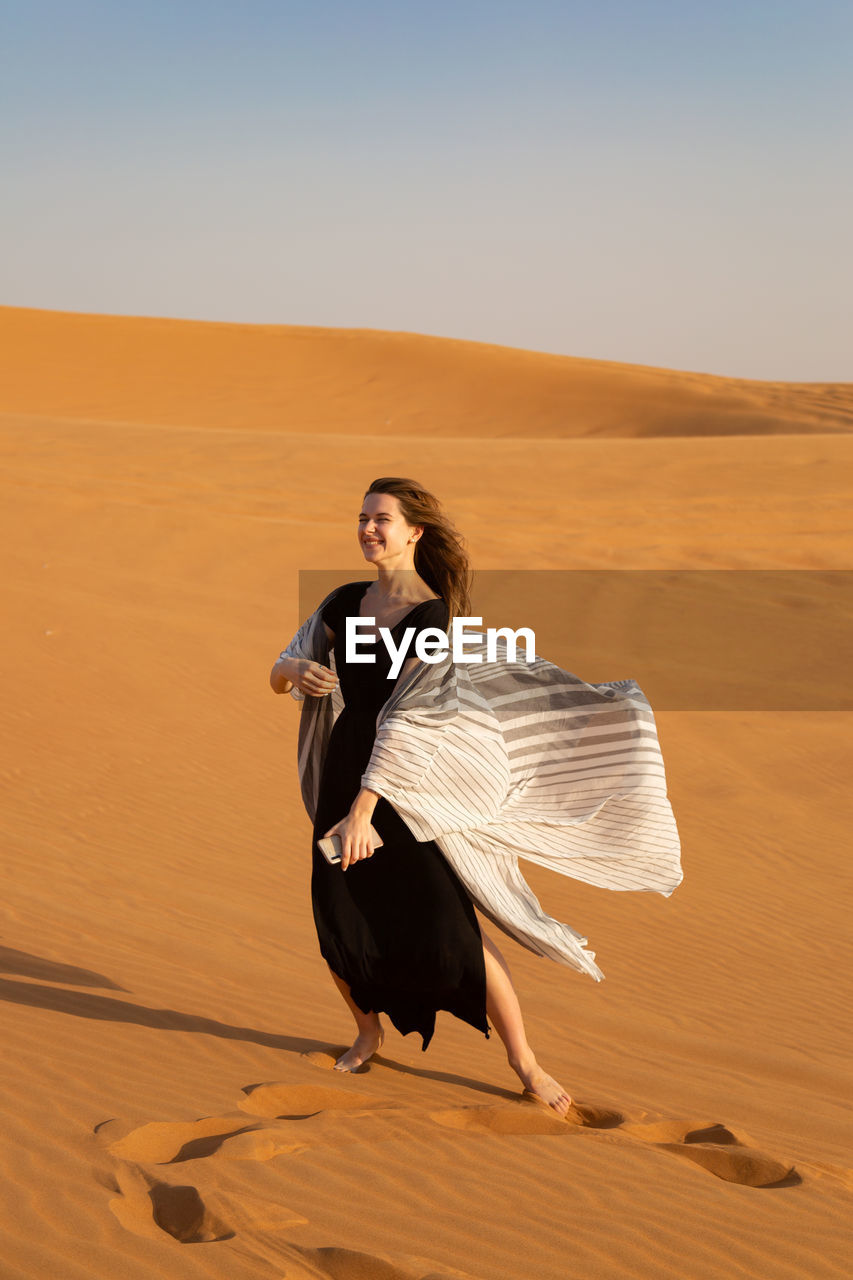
1 306 851 1279
2 304 852 439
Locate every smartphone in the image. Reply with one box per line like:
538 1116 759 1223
316 835 343 865
317 826 384 866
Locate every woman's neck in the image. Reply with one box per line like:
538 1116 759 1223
371 564 426 600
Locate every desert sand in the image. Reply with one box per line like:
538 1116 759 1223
1 305 851 1280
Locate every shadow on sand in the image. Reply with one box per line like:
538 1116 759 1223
0 970 517 1102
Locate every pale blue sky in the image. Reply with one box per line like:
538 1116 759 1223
2 0 851 379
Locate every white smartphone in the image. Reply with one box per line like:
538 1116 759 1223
317 826 384 865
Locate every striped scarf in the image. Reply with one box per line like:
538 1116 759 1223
278 584 683 981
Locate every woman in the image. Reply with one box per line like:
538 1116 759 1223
271 476 575 1115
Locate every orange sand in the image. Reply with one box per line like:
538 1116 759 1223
1 306 851 1280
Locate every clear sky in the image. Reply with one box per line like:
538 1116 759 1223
2 0 851 380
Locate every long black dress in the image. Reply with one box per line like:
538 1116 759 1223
311 580 490 1051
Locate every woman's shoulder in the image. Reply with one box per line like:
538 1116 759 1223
413 595 449 630
318 580 371 628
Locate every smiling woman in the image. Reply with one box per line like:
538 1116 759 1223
271 476 576 1116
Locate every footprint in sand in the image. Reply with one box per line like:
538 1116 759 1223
98 1078 403 1253
109 1167 471 1274
430 1101 575 1136
103 1109 476 1276
106 1163 308 1243
427 1101 800 1188
101 1080 394 1169
565 1101 625 1129
239 1081 392 1119
105 1113 306 1164
655 1141 800 1187
429 1097 623 1136
620 1117 802 1187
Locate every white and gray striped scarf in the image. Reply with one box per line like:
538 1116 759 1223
278 584 683 981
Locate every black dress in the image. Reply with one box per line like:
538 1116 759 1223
311 580 490 1051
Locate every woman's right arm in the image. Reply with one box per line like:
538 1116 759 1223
270 623 338 696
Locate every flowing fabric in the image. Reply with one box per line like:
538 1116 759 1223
278 582 683 981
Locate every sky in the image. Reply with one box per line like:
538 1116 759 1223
2 0 851 380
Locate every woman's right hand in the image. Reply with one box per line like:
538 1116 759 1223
287 658 339 698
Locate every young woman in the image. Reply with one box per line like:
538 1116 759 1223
270 476 574 1116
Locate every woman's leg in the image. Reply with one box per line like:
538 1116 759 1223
482 928 573 1116
327 964 385 1071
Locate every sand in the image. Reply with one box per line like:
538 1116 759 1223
1 305 851 1280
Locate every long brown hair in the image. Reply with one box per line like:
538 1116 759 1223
364 477 471 621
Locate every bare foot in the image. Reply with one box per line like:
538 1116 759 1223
514 1059 573 1117
334 1026 385 1072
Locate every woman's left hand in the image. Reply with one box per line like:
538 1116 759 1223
323 812 379 871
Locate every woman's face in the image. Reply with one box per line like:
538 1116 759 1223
358 492 421 567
